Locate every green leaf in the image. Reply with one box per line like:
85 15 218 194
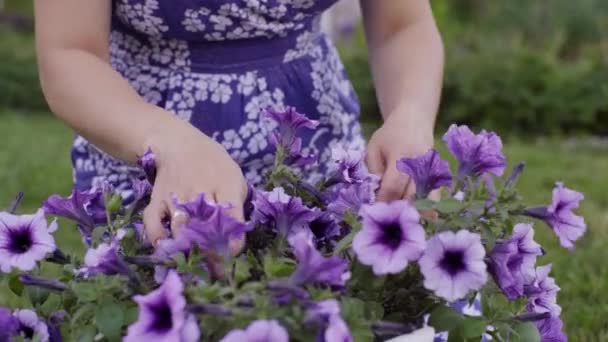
263 256 294 278
71 283 97 302
364 301 384 321
71 303 95 326
234 256 251 283
511 322 541 342
92 226 108 245
95 302 125 341
334 228 358 255
75 325 97 342
8 273 24 296
434 199 464 214
461 317 488 338
26 286 50 306
414 199 436 210
428 306 464 331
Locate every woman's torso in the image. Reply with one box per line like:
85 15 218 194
72 0 364 194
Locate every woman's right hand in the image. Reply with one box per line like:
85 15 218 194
141 119 248 247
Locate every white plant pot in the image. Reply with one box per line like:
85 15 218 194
384 327 435 342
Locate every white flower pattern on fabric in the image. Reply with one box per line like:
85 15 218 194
73 0 363 191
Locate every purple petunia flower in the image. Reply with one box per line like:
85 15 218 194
0 209 57 272
419 230 488 302
535 316 567 342
327 146 377 185
81 241 133 278
252 187 317 238
305 299 353 342
0 307 18 341
172 193 217 222
396 149 453 199
182 206 252 259
308 210 342 247
137 148 158 183
43 189 100 229
288 230 350 287
442 124 507 180
326 181 377 218
524 264 562 317
129 178 152 213
220 320 289 342
353 201 426 275
524 182 586 250
488 223 543 300
14 309 50 342
125 271 200 342
266 107 319 156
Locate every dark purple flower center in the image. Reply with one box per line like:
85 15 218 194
149 300 173 333
8 227 33 254
440 250 466 276
20 325 35 339
507 254 523 271
379 223 403 250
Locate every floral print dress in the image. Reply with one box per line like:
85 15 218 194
72 0 365 196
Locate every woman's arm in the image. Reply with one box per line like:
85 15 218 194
35 0 178 162
35 0 248 244
360 0 444 201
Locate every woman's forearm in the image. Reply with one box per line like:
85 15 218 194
362 2 444 134
38 49 182 163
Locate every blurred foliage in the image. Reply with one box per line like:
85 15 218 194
344 0 608 135
2 1 608 135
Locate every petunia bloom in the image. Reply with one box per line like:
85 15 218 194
0 307 18 341
182 206 252 259
326 181 377 218
43 189 100 229
14 309 50 342
0 209 57 272
353 201 426 275
265 106 319 156
288 230 350 287
308 210 342 247
220 320 289 342
396 149 453 199
82 241 133 278
442 124 507 180
327 146 376 185
419 230 488 302
535 316 567 342
137 148 158 183
488 223 543 300
19 274 68 292
172 193 217 222
305 299 353 342
252 187 317 238
524 264 562 317
524 182 586 250
125 271 200 342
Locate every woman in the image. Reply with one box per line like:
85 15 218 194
34 1 443 245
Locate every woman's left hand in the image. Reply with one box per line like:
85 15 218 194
366 112 435 202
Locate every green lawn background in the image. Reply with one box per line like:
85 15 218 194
1 111 607 340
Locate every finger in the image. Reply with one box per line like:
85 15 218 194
377 165 409 202
428 189 442 202
215 187 246 222
403 177 416 200
169 206 189 238
365 144 385 177
143 199 170 246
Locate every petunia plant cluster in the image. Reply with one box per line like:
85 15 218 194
0 108 586 342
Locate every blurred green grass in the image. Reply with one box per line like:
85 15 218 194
1 113 607 340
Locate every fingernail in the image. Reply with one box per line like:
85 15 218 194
154 238 162 247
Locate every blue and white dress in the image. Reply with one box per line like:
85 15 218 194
71 0 364 195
